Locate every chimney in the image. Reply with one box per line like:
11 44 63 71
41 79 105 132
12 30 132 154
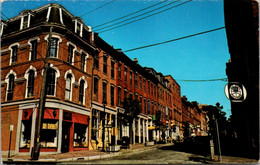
134 58 138 64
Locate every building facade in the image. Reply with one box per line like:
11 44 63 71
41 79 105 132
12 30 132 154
1 3 185 156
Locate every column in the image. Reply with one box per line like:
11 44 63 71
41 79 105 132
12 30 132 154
143 119 145 143
57 109 63 153
138 118 141 143
15 107 23 154
115 115 118 145
146 120 149 142
133 119 135 145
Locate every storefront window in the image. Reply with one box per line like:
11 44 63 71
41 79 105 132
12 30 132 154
74 123 88 147
20 120 32 148
40 119 58 148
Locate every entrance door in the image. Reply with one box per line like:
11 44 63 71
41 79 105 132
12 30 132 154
61 122 71 153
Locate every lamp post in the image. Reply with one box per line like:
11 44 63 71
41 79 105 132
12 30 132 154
101 100 107 152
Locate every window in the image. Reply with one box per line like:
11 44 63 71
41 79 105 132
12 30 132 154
49 38 58 58
147 100 150 115
118 87 121 106
102 82 107 104
7 74 14 100
143 79 146 92
93 77 99 101
148 81 150 94
11 45 18 64
40 119 58 148
30 40 37 61
103 56 107 74
68 44 74 64
118 63 121 79
65 74 72 100
139 96 142 111
74 123 88 147
27 70 35 97
81 52 86 70
46 68 56 96
135 93 138 100
139 76 142 90
129 93 133 99
111 61 115 78
79 80 85 104
124 90 128 99
110 86 115 106
94 54 99 69
134 73 137 87
144 99 146 113
124 67 127 82
130 71 133 86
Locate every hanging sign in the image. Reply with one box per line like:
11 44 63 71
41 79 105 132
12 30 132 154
225 82 247 102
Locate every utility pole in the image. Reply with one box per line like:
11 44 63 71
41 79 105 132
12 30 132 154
31 27 52 160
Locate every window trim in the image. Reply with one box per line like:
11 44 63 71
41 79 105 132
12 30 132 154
5 70 17 101
80 50 89 72
20 14 32 30
28 37 40 61
44 34 62 58
93 76 100 102
24 65 37 98
67 42 76 65
64 69 75 101
43 64 60 97
9 43 20 65
78 76 88 105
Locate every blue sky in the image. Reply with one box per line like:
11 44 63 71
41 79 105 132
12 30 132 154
1 0 231 117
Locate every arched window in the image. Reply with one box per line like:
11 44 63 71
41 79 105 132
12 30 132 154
46 68 56 96
27 70 35 97
79 80 85 104
7 74 15 100
65 74 72 100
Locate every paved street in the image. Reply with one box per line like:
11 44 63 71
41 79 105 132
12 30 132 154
58 145 204 164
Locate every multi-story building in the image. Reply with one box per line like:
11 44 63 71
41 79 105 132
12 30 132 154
1 3 183 156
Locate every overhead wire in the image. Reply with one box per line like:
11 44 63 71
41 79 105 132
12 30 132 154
124 26 225 52
92 0 168 29
97 0 192 33
80 0 117 17
1 12 9 20
94 0 177 31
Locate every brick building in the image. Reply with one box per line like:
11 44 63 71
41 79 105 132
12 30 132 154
1 3 184 156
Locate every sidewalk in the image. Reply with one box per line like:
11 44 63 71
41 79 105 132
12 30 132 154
2 143 167 162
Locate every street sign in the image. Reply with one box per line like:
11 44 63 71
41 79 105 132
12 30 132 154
225 82 247 102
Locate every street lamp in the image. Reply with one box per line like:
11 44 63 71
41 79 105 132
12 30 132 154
101 100 107 152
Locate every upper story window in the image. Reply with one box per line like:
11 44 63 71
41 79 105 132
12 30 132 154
102 81 107 104
110 85 115 106
30 40 38 61
124 89 128 99
148 81 150 94
11 45 18 64
134 73 137 87
46 68 56 96
143 79 146 92
111 61 115 78
68 44 74 64
74 18 83 37
79 80 85 104
139 76 142 90
118 63 122 79
7 74 15 101
1 21 6 36
130 71 133 86
27 70 35 97
93 77 99 101
118 87 122 106
124 67 127 83
81 52 87 71
50 38 58 58
65 74 72 100
20 14 32 30
94 54 99 69
103 56 107 74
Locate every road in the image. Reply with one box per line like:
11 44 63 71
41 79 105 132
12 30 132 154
58 145 207 164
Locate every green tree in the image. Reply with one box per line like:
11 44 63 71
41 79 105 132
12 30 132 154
122 97 141 144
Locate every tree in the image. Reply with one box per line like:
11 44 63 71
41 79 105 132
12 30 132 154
122 97 141 144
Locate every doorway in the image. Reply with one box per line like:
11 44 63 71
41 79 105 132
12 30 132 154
61 122 71 153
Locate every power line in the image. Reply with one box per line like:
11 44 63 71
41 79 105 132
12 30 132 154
1 12 9 20
124 26 225 52
92 0 168 29
176 78 228 82
97 0 192 33
94 0 178 32
80 0 117 17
